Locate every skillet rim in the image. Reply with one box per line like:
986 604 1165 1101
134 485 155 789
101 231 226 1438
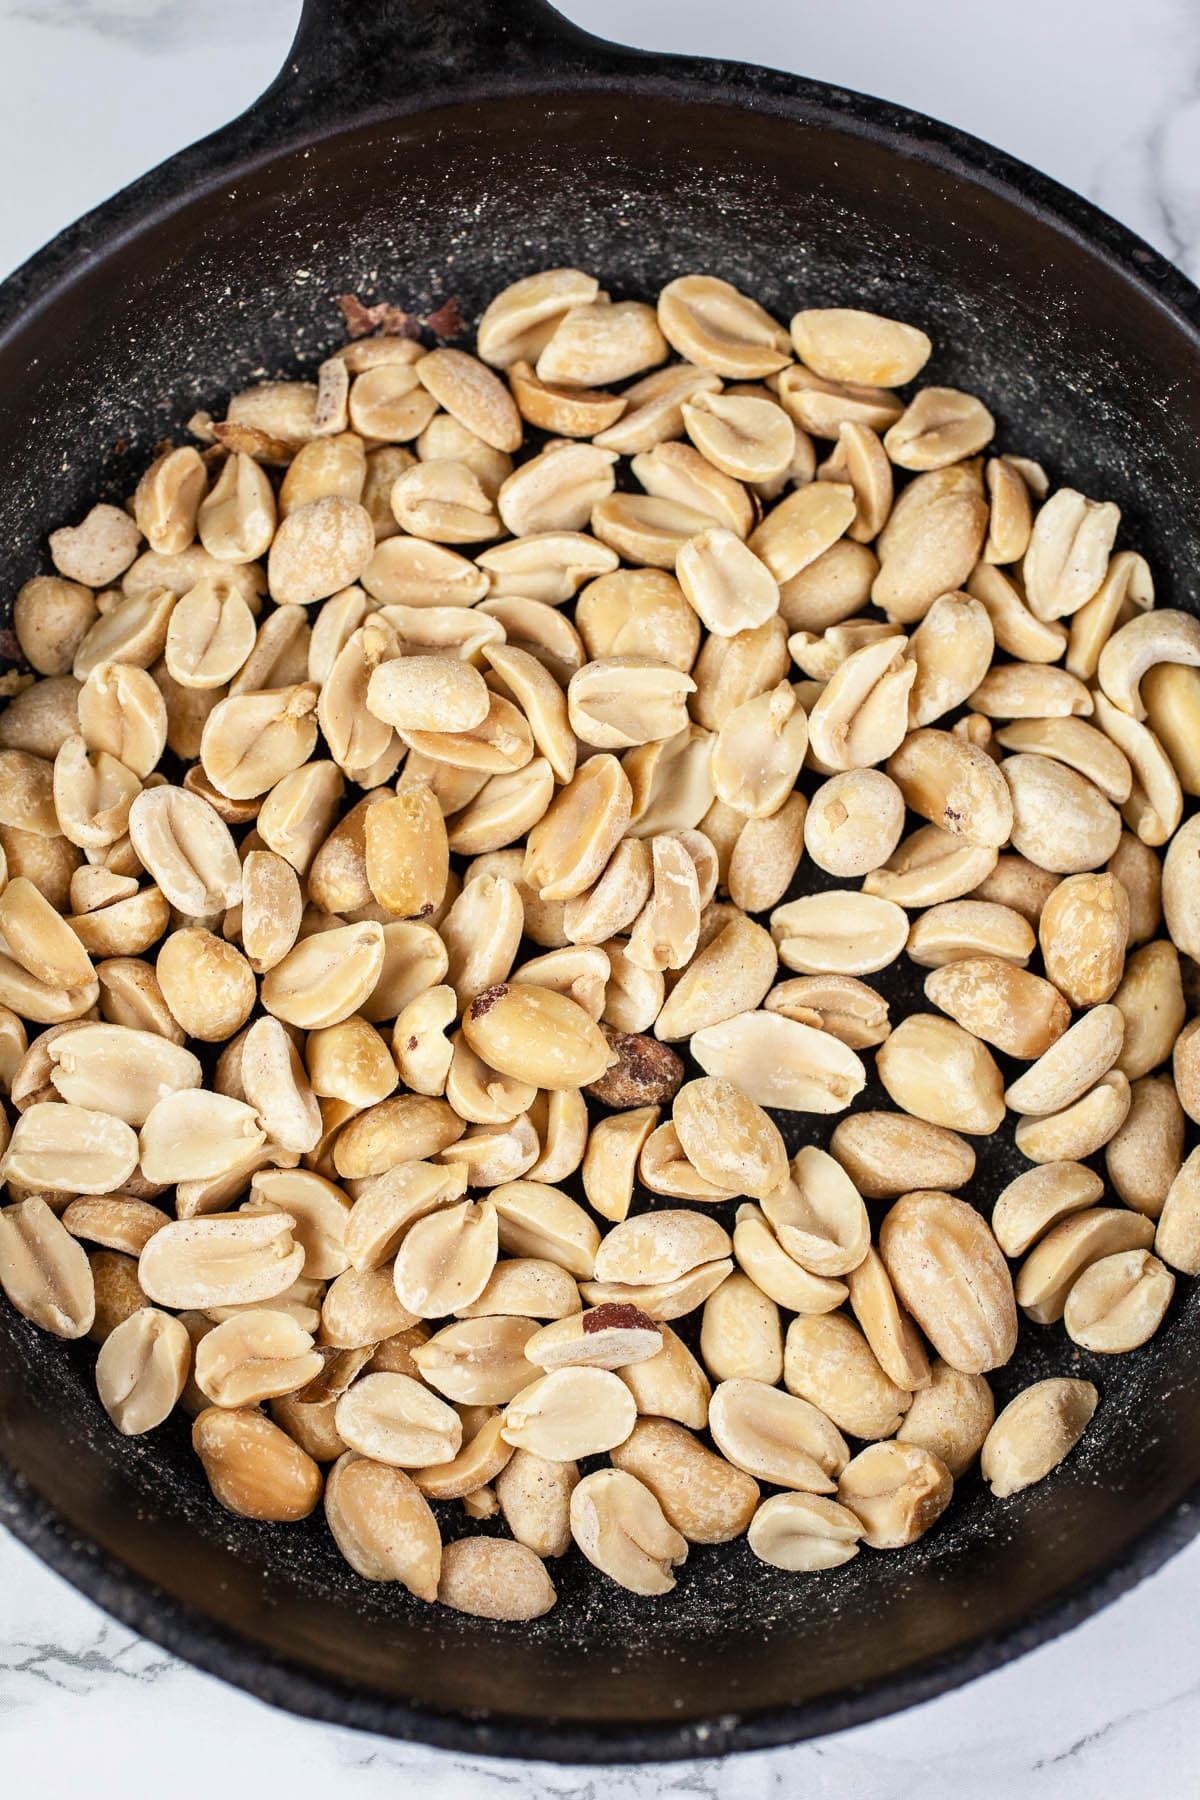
2 45 1200 1764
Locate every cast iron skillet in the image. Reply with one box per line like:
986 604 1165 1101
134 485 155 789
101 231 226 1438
2 0 1200 1765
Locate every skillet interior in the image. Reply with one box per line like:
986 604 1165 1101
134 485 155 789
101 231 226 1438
3 57 1200 1762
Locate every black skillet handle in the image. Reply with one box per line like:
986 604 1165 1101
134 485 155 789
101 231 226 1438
254 0 635 132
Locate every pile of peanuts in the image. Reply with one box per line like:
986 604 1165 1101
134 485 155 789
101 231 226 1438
0 270 1198 1618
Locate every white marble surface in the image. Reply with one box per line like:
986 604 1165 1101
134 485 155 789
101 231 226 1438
3 0 1200 1793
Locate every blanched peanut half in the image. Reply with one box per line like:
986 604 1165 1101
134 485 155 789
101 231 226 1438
887 728 1013 847
324 1452 441 1598
905 593 995 729
1088 695 1181 847
77 662 167 779
691 1009 867 1115
128 785 241 914
784 1313 912 1441
610 1417 758 1543
200 683 321 800
906 899 1035 969
261 921 385 1030
95 1306 190 1433
0 1195 95 1337
13 577 96 678
967 563 1067 663
765 975 891 1050
156 928 255 1042
1113 940 1185 1081
496 1449 579 1557
47 1022 201 1126
497 441 616 535
1142 662 1200 795
817 422 894 541
365 654 489 735
139 1211 303 1310
567 657 694 752
503 1366 636 1460
476 268 599 368
197 451 276 562
691 615 789 737
524 754 632 902
508 363 627 438
570 1466 689 1595
1023 488 1120 621
871 465 988 624
758 1148 867 1281
1015 1206 1155 1323
1106 1075 1184 1218
683 391 795 484
1063 1248 1174 1353
924 957 1070 1060
392 985 456 1096
239 848 302 975
625 833 701 974
653 911 776 1042
2 1102 138 1196
193 1406 322 1521
411 1317 539 1406
74 587 176 683
364 788 449 919
791 307 931 386
332 1093 463 1179
658 275 790 377
845 1248 929 1392
0 749 65 838
462 983 611 1090
709 1377 849 1492
748 1491 864 1572
49 502 139 587
876 1013 1005 1135
806 636 916 772
828 1115 973 1205
239 1015 322 1154
1013 1070 1132 1165
700 1271 783 1383
725 790 807 914
0 877 94 991
482 642 576 784
837 1441 953 1549
267 496 374 607
391 1199 497 1318
537 300 668 390
249 1168 352 1280
524 1301 662 1371
981 1378 1099 1497
1163 813 1200 958
675 528 780 637
440 874 523 1011
880 1191 1017 1375
437 1537 556 1621
897 1359 995 1478
984 456 1035 564
139 1088 265 1184
732 1204 847 1314
334 1371 462 1467
771 890 908 976
862 824 999 909
673 1076 787 1200
580 1256 733 1323
52 737 140 853
804 769 905 877
747 482 857 585
1003 1005 1125 1117
61 1196 167 1258
194 1309 323 1407
1157 1148 1200 1274
593 1209 731 1288
710 681 809 817
457 1255 580 1320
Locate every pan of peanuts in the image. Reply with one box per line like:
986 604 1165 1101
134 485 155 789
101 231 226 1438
2 0 1200 1765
